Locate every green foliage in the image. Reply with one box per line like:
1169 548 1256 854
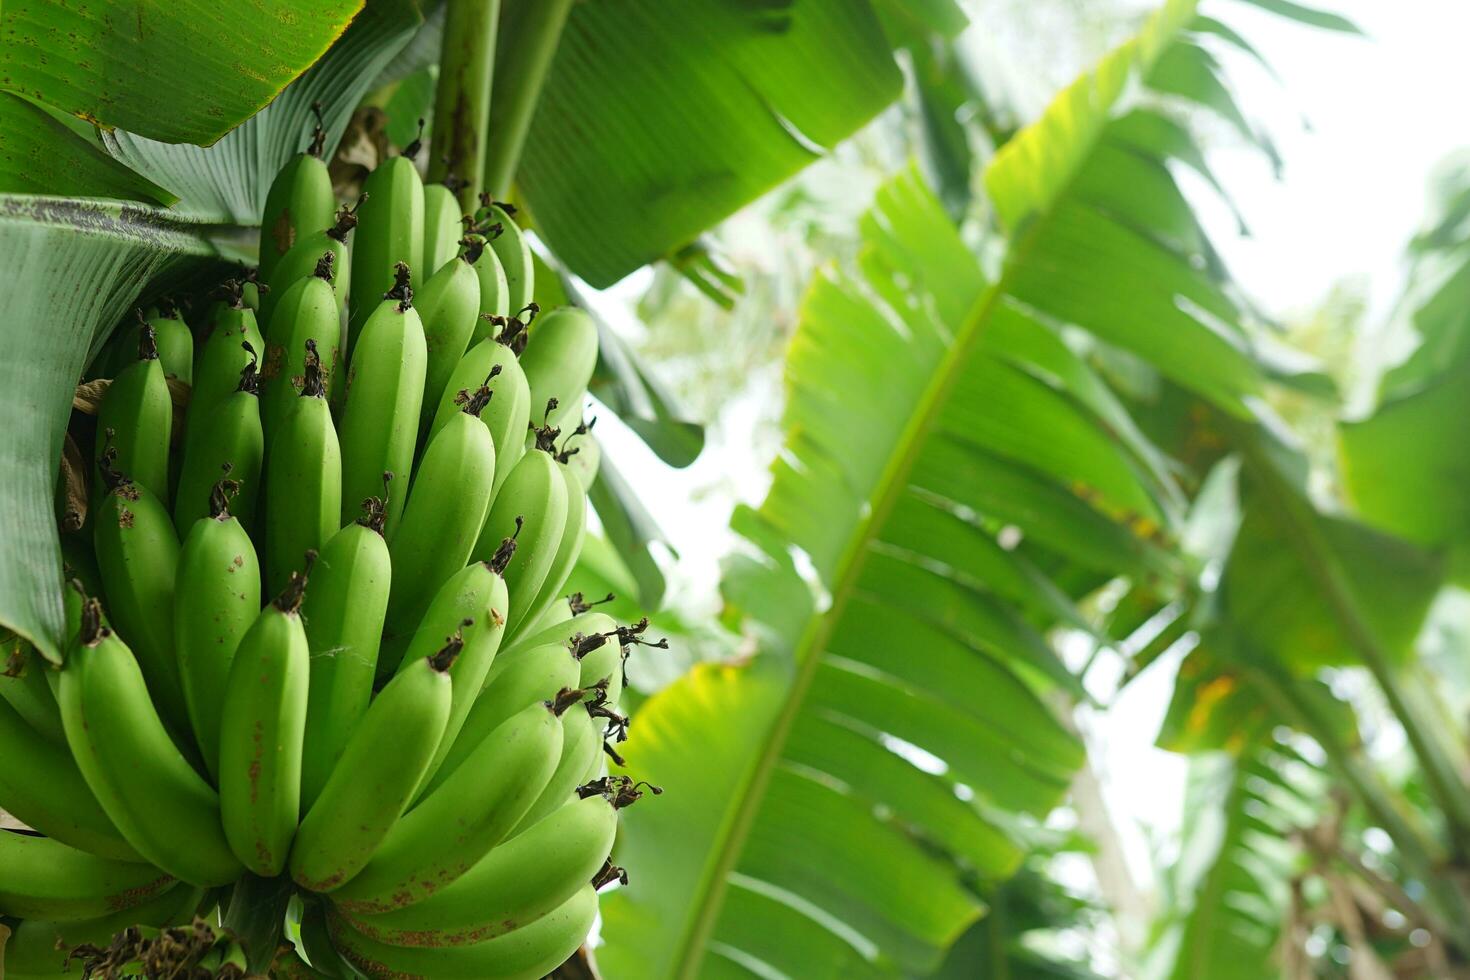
517 0 915 286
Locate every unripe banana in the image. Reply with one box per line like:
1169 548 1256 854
421 642 579 798
173 351 263 533
349 153 425 356
329 700 565 914
397 547 517 798
299 491 392 809
345 793 615 948
95 324 172 506
1 885 204 976
422 182 465 275
416 240 485 440
58 599 242 886
191 285 265 431
521 455 587 637
512 704 603 834
260 114 337 283
0 830 172 922
518 307 598 431
92 454 189 735
174 481 261 781
262 203 357 327
0 688 139 860
330 885 598 980
474 198 534 316
384 376 497 639
218 555 313 876
465 231 511 329
146 304 194 384
492 610 616 662
261 253 341 439
338 264 427 534
472 437 568 638
0 640 62 742
264 341 341 596
291 640 457 893
560 416 601 491
430 332 531 496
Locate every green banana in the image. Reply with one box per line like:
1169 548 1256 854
299 490 392 809
521 453 587 638
217 556 313 877
330 885 598 980
92 452 189 735
191 284 265 433
501 609 616 666
262 202 357 327
146 304 194 383
422 182 465 275
524 597 573 637
0 640 62 743
263 340 341 595
421 641 579 798
384 374 497 639
290 639 457 893
512 704 603 833
95 324 172 506
0 689 139 860
261 253 342 439
471 434 568 638
329 700 565 914
260 113 337 283
416 238 485 440
1 885 204 977
465 230 511 330
429 332 531 497
400 545 518 797
0 830 172 922
103 304 192 383
173 350 263 533
349 152 425 355
473 198 534 316
58 599 241 886
345 793 616 948
518 307 598 431
241 270 264 314
560 419 601 491
174 480 261 781
338 263 427 534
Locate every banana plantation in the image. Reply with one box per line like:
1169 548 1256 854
1 0 1466 977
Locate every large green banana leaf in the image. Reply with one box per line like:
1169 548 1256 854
594 1 1351 974
0 1 362 147
513 0 960 286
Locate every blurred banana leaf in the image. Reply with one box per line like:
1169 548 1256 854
1139 743 1327 980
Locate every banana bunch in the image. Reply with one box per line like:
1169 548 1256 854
3 146 657 980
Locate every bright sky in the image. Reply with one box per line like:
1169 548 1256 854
585 0 1470 956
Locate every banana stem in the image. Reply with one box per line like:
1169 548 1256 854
430 0 501 208
482 0 574 198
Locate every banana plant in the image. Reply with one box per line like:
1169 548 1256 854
0 0 933 664
597 2 1362 976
